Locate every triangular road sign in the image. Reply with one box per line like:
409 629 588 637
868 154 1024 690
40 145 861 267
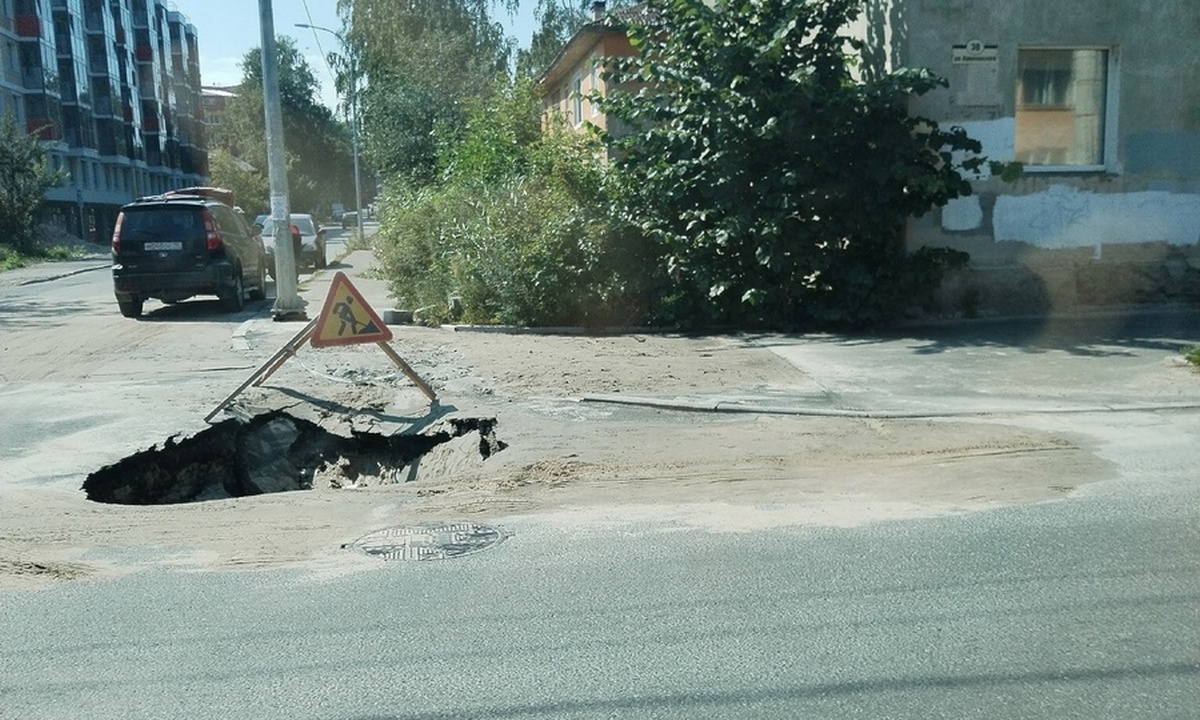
311 272 394 348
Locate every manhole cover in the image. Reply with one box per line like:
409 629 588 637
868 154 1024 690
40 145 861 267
349 523 505 561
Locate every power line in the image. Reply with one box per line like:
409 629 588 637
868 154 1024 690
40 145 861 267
300 0 338 90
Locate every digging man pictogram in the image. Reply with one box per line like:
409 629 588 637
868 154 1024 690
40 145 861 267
332 295 362 336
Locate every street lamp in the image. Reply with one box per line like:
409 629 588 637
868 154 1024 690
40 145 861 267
295 23 365 244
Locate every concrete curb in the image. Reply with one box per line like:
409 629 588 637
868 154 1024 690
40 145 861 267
15 262 109 287
579 393 1200 419
439 324 680 335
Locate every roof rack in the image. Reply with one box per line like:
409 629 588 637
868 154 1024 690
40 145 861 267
161 186 236 205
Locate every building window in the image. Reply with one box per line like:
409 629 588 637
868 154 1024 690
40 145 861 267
1015 48 1111 168
589 57 600 116
572 73 583 126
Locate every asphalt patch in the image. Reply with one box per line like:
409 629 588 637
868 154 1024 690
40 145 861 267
83 410 505 505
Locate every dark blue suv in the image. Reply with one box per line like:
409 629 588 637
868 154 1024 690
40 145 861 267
111 189 268 318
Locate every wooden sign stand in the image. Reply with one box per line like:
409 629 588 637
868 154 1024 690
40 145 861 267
204 274 437 423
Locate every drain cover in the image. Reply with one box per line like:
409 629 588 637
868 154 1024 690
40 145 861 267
349 523 505 561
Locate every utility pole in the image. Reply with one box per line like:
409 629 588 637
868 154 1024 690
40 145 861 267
260 0 306 321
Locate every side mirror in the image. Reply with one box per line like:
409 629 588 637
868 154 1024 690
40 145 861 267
251 222 263 235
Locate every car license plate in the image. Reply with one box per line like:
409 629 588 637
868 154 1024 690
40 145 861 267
143 241 182 251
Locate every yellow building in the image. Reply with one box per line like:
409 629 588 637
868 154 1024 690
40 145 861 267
538 2 641 135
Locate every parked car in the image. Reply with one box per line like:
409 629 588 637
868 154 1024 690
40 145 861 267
258 214 327 277
111 189 268 318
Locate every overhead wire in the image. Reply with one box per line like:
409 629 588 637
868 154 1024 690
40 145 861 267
299 0 340 95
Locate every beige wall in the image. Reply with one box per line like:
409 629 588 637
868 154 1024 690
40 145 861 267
542 31 636 134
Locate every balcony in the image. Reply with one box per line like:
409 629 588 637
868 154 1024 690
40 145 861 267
26 119 60 141
15 15 41 38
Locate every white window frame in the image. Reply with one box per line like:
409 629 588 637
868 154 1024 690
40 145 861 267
1015 45 1120 174
571 72 583 126
590 55 600 117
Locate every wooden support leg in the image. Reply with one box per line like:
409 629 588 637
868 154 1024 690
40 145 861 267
253 323 317 387
204 318 318 423
377 341 438 402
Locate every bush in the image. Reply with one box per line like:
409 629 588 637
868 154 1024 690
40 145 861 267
372 80 657 327
375 171 654 327
598 0 1014 329
1 114 65 254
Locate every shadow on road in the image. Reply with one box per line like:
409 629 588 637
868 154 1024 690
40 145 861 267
745 307 1200 358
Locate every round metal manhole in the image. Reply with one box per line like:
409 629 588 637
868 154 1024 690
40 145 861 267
348 523 505 561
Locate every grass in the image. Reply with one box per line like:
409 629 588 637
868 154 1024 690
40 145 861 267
0 244 87 271
1184 346 1200 367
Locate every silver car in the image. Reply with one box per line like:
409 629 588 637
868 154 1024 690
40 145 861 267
258 213 327 277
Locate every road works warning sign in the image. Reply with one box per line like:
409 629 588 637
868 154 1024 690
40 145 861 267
311 272 394 348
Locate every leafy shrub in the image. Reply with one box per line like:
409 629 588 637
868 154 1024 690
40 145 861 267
599 0 1014 329
372 80 657 327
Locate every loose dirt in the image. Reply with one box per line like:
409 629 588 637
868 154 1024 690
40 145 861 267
0 298 1111 589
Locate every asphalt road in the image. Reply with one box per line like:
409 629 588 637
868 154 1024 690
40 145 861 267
1 247 1198 719
2 473 1197 719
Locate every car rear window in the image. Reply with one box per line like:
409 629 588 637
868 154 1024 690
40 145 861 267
261 216 316 235
121 207 206 241
292 218 316 234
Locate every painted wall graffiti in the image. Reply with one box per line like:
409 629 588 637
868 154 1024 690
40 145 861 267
994 185 1200 248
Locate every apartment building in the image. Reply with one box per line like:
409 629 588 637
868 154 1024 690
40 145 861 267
1 0 207 242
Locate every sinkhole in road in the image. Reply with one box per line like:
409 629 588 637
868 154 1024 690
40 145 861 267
83 411 506 505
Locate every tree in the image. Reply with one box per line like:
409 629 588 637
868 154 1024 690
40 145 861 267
207 148 269 218
0 114 64 254
599 0 1012 328
517 0 636 78
336 0 517 189
213 38 357 215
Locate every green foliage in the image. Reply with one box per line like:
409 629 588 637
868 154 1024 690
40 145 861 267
0 242 83 271
213 38 357 215
0 244 26 270
0 114 64 255
1185 346 1200 367
361 75 460 187
207 149 270 217
373 81 654 326
337 0 517 193
598 0 1009 329
517 0 639 78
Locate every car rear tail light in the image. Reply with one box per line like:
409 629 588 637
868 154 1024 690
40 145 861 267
111 213 125 253
202 209 221 251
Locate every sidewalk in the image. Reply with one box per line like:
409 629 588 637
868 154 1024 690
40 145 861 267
245 248 393 338
0 255 109 289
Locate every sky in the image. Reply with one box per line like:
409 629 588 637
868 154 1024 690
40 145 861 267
183 0 539 113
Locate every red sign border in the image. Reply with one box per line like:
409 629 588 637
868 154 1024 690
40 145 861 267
310 271 394 348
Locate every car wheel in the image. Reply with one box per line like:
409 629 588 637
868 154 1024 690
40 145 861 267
248 258 267 301
117 295 143 318
218 268 245 313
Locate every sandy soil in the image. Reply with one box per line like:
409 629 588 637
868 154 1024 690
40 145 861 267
0 322 1111 590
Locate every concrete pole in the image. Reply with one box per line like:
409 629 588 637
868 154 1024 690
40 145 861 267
260 0 306 320
351 67 365 243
